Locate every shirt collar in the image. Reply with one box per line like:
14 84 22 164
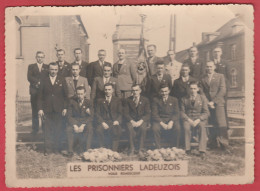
73 76 79 80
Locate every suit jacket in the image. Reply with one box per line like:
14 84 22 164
163 58 183 83
71 60 89 79
171 76 197 100
91 76 121 100
113 60 137 91
147 56 163 76
147 73 172 99
65 76 91 99
180 94 209 121
37 75 68 113
27 63 49 95
124 96 151 122
183 58 204 80
87 60 112 86
213 59 230 89
96 96 122 124
152 96 179 123
56 61 71 77
67 97 93 126
200 72 226 106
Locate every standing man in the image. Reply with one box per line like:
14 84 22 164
147 61 172 99
27 51 49 135
66 86 93 157
38 62 68 155
164 50 182 84
113 48 137 98
200 61 229 149
91 63 121 102
87 49 112 87
71 48 89 79
56 49 71 78
96 83 123 151
124 84 151 155
181 81 209 159
183 46 204 80
147 44 162 76
151 83 180 149
65 63 91 100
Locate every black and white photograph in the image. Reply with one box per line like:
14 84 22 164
5 5 254 187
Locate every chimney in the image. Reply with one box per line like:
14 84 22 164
232 22 244 34
202 32 220 42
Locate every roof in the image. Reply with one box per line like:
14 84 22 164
76 15 89 39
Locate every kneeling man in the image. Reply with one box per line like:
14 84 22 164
96 83 123 151
67 86 93 157
152 83 180 149
180 81 209 159
124 84 151 155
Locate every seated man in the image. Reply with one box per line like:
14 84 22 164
124 84 151 155
66 86 93 157
96 83 123 151
180 81 209 159
151 83 180 149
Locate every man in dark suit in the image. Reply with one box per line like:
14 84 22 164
147 61 172 99
66 86 93 157
27 51 49 134
71 48 89 78
65 63 91 99
171 64 197 103
124 84 151 155
113 48 137 98
151 83 180 149
96 83 123 151
38 62 68 155
183 46 204 80
56 49 71 78
87 49 112 87
147 44 163 76
91 63 121 101
180 81 209 159
200 61 229 149
212 47 230 81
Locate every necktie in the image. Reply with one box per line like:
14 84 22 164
79 101 83 107
118 63 122 71
38 65 42 72
191 96 195 106
104 78 109 84
158 75 162 82
133 97 139 107
106 97 110 104
163 98 167 104
73 79 78 88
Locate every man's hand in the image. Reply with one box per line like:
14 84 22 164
167 121 174 130
102 122 109 129
86 108 91 115
208 101 215 109
38 110 44 118
73 125 79 133
188 118 194 126
113 121 119 126
193 119 201 127
130 120 137 128
62 109 67 116
160 122 168 130
78 124 85 133
136 120 144 128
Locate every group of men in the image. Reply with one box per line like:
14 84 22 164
27 44 229 159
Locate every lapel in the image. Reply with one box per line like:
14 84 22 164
129 96 137 111
68 77 75 90
77 77 84 88
119 60 127 74
102 98 109 112
34 63 41 74
136 96 143 114
98 77 105 90
209 73 217 87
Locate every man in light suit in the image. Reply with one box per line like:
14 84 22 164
151 83 180 149
113 48 137 98
96 83 123 151
27 51 49 134
164 50 182 84
65 63 91 99
87 49 112 87
124 84 151 155
38 62 68 155
147 44 163 76
200 61 229 149
71 48 89 79
56 49 71 78
91 63 121 101
181 81 209 159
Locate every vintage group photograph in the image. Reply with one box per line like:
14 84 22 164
5 5 254 187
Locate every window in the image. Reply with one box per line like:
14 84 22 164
230 68 238 88
231 44 237 60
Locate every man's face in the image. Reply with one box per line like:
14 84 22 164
189 47 198 57
49 64 58 77
206 62 215 74
36 53 45 64
74 50 82 61
190 84 199 96
160 87 170 98
98 51 106 62
103 66 112 78
104 85 113 97
147 46 156 57
57 51 65 62
181 66 190 77
118 49 125 60
132 86 141 97
213 48 222 60
168 51 175 61
156 64 164 75
72 65 80 77
76 89 86 101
